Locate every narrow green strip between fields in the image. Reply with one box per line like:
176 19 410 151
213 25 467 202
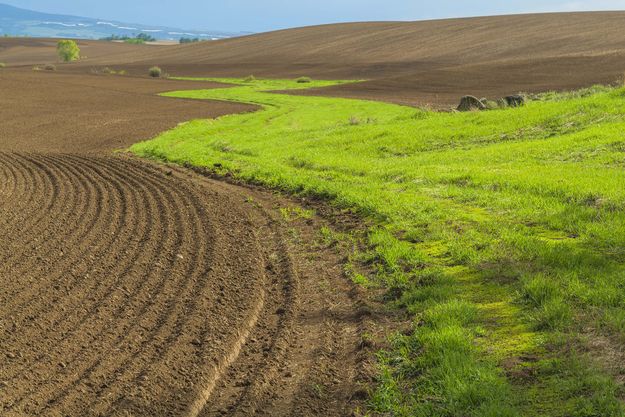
131 78 625 416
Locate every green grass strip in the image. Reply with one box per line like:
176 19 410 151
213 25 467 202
131 78 625 416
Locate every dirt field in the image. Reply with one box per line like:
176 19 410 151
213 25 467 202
0 69 256 153
0 68 373 415
0 150 375 416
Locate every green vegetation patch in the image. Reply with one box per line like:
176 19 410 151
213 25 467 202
56 39 80 62
131 77 625 416
101 33 156 43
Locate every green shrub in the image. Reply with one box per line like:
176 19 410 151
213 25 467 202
243 75 256 83
44 63 57 71
148 66 162 78
296 76 312 83
0 62 6 68
56 40 80 62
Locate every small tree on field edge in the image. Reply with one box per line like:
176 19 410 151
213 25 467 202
57 40 80 62
149 66 163 78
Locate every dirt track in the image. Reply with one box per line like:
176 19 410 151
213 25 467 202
0 68 370 415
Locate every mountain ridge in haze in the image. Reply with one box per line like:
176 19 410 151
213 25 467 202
0 3 247 41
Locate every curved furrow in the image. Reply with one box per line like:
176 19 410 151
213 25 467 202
0 155 106 354
0 153 67 257
86 169 264 416
0 153 49 226
0 154 56 274
2 154 140 386
3 153 99 289
64 160 266 416
0 153 19 201
52 159 236 414
0 153 22 232
0 153 95 308
0 152 334 417
30 157 183 412
20 155 214 412
5 155 162 408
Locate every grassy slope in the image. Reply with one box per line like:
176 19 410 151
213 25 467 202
131 78 625 416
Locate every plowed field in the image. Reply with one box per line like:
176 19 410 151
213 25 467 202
0 68 368 416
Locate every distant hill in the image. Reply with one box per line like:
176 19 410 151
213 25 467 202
0 3 244 41
88 11 625 106
4 11 625 107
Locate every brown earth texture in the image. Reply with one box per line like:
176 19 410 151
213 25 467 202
2 11 625 416
0 54 373 417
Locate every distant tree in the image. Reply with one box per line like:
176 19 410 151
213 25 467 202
57 40 80 62
100 33 155 43
179 37 200 44
136 33 156 42
124 38 146 44
101 34 128 41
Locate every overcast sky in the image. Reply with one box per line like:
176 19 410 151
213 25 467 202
4 0 625 32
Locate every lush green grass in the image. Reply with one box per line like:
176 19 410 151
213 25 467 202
131 77 625 416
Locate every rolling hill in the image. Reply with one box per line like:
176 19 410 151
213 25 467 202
2 11 625 106
82 12 625 106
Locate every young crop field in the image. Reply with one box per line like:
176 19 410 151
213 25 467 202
131 78 625 416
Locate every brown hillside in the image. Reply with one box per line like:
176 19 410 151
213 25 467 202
3 12 625 106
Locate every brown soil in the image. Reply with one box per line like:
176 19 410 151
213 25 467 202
0 69 375 415
0 69 255 153
4 11 618 108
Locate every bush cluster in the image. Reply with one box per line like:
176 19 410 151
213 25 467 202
56 40 80 62
149 66 163 78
